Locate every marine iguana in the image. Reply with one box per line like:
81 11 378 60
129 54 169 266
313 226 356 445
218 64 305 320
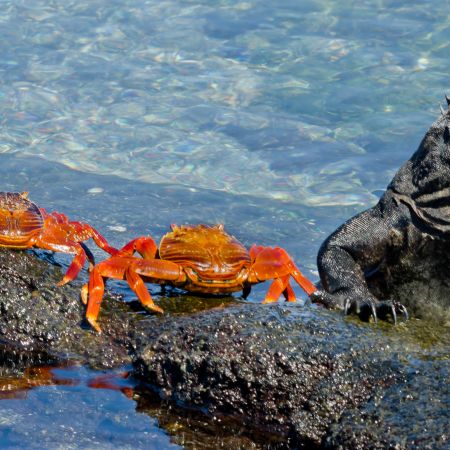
312 97 450 324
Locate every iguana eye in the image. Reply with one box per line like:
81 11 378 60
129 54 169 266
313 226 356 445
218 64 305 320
444 125 450 143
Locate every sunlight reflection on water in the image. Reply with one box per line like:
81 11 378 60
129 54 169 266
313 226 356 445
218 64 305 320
1 0 446 208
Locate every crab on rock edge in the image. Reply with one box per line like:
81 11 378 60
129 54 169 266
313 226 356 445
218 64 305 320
81 224 317 332
0 191 117 285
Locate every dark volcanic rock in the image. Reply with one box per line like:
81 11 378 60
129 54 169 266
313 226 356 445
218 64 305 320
0 248 448 449
131 304 449 449
0 248 133 370
327 354 449 450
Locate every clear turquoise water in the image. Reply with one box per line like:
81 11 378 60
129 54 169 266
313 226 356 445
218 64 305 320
0 0 448 447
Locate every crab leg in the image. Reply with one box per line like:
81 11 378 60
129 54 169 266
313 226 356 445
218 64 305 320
33 213 118 285
117 236 158 259
84 265 107 332
124 257 184 311
59 250 88 286
83 256 181 332
80 242 95 270
282 280 296 302
248 245 317 302
84 257 138 332
263 275 295 303
128 257 185 285
44 212 118 256
32 237 89 286
125 265 164 312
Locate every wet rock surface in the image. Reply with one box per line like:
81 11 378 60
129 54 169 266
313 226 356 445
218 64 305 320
0 248 133 370
131 304 448 449
0 249 448 449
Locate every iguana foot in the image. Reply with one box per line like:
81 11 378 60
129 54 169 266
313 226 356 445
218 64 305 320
311 290 408 324
344 298 408 324
372 300 408 324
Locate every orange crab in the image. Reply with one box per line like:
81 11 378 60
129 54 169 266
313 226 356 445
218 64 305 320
0 191 117 285
81 224 317 332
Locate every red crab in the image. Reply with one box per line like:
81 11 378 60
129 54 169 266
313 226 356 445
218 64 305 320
0 191 117 285
81 224 317 332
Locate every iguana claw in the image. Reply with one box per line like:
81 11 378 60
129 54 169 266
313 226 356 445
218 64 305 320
311 290 408 324
370 301 378 323
391 305 397 325
396 302 409 322
343 297 377 323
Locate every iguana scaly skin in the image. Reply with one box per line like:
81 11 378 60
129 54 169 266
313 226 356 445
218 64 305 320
312 98 450 324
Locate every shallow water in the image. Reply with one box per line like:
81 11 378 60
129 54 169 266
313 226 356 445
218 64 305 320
0 365 180 449
0 0 449 448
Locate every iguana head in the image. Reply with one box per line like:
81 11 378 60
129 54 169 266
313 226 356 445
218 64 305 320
416 95 450 158
442 95 450 117
431 94 450 144
388 95 450 233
